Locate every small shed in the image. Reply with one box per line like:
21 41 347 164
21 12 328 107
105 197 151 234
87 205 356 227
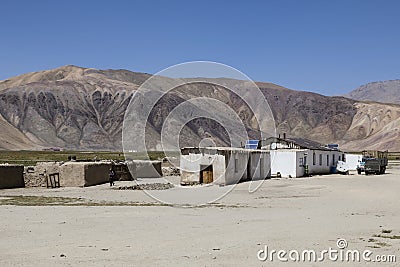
0 164 24 189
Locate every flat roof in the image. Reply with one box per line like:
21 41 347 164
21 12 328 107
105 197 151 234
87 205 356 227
0 164 24 167
181 147 269 153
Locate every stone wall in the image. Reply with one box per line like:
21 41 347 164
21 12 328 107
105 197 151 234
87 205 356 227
24 161 112 187
0 164 24 189
60 162 86 187
60 162 112 187
24 162 61 187
23 160 161 187
132 160 162 178
84 163 112 187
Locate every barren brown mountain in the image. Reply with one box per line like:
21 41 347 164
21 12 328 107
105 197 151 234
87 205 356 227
345 80 400 105
0 66 399 151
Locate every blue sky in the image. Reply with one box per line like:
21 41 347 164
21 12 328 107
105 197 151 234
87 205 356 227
1 0 399 95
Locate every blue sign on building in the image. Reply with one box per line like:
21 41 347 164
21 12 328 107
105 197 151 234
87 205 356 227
245 140 259 149
327 144 339 150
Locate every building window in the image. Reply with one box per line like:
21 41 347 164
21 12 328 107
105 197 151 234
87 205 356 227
299 158 303 167
327 155 329 166
313 152 316 165
234 158 238 173
319 154 322 166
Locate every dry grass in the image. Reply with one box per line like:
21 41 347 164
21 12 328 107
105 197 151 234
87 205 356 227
375 242 391 247
373 233 400 240
0 195 171 207
0 150 168 166
0 195 244 208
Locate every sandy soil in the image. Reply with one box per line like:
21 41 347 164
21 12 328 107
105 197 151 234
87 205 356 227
1 166 399 266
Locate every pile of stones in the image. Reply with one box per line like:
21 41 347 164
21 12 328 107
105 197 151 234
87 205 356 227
116 183 174 190
161 166 180 176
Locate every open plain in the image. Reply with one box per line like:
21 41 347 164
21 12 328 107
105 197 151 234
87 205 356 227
0 165 399 266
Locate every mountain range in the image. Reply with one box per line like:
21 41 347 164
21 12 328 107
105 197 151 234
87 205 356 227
0 65 399 152
345 80 400 105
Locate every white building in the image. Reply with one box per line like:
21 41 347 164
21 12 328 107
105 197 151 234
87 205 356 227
262 137 344 178
180 147 271 186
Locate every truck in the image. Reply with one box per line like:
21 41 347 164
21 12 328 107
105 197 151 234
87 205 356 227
357 150 388 175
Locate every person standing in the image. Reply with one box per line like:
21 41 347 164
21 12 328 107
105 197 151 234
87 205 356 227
109 168 115 187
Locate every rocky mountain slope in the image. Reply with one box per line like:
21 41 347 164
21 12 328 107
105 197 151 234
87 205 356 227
0 65 399 151
345 80 400 105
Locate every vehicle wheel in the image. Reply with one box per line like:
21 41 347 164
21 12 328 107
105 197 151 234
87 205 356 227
357 169 361 175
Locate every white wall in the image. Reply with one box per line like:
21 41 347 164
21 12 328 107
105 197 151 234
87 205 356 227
271 150 298 178
345 154 362 170
249 151 271 181
180 153 226 184
211 154 226 185
271 149 342 178
224 150 250 185
307 150 341 175
295 151 307 177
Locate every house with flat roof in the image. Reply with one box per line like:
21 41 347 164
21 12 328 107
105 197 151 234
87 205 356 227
261 137 345 178
180 147 271 186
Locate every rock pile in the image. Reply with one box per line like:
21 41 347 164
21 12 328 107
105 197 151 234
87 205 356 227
116 183 174 190
162 166 180 176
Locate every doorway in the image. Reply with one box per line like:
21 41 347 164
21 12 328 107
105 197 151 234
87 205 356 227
200 165 213 184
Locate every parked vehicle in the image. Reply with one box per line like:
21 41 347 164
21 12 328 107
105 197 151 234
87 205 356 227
356 160 366 174
336 161 349 175
358 150 388 175
365 159 382 175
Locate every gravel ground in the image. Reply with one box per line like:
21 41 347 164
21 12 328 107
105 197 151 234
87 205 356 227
0 168 399 266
